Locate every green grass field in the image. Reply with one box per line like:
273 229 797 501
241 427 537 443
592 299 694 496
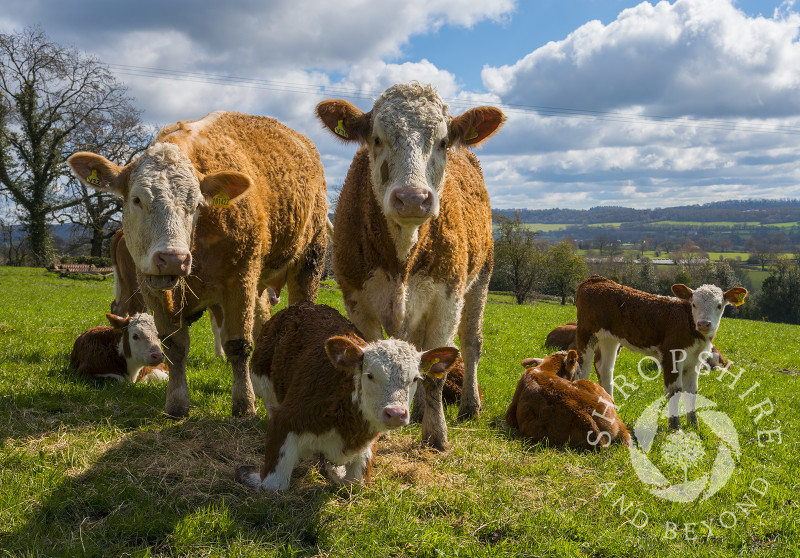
1 267 798 557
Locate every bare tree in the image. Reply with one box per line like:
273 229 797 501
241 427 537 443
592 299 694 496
66 110 152 256
0 27 143 265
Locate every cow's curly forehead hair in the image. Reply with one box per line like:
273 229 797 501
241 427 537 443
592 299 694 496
692 284 724 305
373 82 450 124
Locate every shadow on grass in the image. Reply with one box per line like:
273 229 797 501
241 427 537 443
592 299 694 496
1 414 339 556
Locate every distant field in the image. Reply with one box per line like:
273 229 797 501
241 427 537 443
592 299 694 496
1 267 798 557
510 221 799 232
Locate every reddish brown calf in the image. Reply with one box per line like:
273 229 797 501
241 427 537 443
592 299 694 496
506 350 630 450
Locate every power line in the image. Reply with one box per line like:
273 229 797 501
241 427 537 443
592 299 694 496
107 63 800 136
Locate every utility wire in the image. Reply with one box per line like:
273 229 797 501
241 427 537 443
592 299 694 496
107 63 800 136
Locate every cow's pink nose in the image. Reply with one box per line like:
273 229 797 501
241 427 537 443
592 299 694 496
382 407 409 425
153 251 191 275
150 350 164 363
696 320 712 331
392 188 432 216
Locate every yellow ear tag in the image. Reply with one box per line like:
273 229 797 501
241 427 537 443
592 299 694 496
213 192 231 208
422 356 443 379
87 169 101 186
730 291 746 307
335 119 349 138
465 128 479 141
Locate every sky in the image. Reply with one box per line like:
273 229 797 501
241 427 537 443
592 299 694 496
1 0 799 210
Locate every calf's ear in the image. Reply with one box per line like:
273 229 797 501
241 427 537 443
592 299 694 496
316 100 372 143
449 106 505 146
566 350 578 367
420 347 460 379
325 336 364 371
724 287 748 307
199 171 252 207
68 152 128 197
106 313 131 329
671 284 693 300
521 357 543 368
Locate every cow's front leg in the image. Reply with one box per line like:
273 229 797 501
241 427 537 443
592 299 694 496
221 287 257 417
420 375 448 451
457 268 490 420
162 324 190 418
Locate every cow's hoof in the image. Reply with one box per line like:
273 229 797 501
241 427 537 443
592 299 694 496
668 415 682 430
420 432 449 453
235 465 261 489
456 404 481 421
687 411 698 427
232 400 256 417
164 403 189 419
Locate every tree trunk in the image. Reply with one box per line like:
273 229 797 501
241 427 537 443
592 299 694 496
90 227 105 257
561 293 567 305
26 211 52 267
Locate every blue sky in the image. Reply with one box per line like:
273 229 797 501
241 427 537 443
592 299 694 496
2 0 799 210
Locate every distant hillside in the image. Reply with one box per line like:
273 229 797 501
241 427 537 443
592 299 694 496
494 199 800 225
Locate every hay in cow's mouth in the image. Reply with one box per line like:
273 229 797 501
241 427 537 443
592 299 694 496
147 275 180 290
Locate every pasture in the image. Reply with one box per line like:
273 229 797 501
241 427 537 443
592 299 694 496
1 266 798 557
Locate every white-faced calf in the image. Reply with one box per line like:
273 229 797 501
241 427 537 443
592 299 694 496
506 350 630 449
70 313 166 383
575 275 746 429
236 302 459 491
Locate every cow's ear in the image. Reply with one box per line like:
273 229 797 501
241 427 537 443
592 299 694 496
420 347 460 380
106 313 131 329
199 171 252 207
316 100 372 143
449 106 505 147
671 284 693 300
68 152 128 196
325 336 364 371
724 287 748 307
521 357 543 369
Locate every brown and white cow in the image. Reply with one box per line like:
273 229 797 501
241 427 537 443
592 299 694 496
316 83 504 450
69 111 328 417
70 313 166 383
575 275 747 429
237 302 459 490
506 350 630 449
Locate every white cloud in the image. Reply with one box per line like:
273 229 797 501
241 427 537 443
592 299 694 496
482 0 800 118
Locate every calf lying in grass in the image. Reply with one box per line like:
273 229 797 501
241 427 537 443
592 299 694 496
236 302 460 491
506 350 630 450
70 313 167 383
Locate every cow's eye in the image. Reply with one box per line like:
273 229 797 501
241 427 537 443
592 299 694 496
133 196 141 206
366 372 374 380
374 137 381 147
439 139 447 149
717 304 722 309
132 334 139 340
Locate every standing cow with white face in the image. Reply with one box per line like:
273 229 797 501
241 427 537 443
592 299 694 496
68 112 328 417
316 83 504 450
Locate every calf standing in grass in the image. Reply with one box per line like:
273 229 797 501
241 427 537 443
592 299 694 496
506 350 630 449
316 82 504 450
236 302 459 490
70 313 167 383
575 275 747 429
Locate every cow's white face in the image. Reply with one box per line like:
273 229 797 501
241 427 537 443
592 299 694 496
67 140 252 291
107 312 163 367
316 82 505 258
125 313 164 367
369 86 450 228
672 284 748 337
325 336 460 432
359 339 423 431
123 144 203 287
